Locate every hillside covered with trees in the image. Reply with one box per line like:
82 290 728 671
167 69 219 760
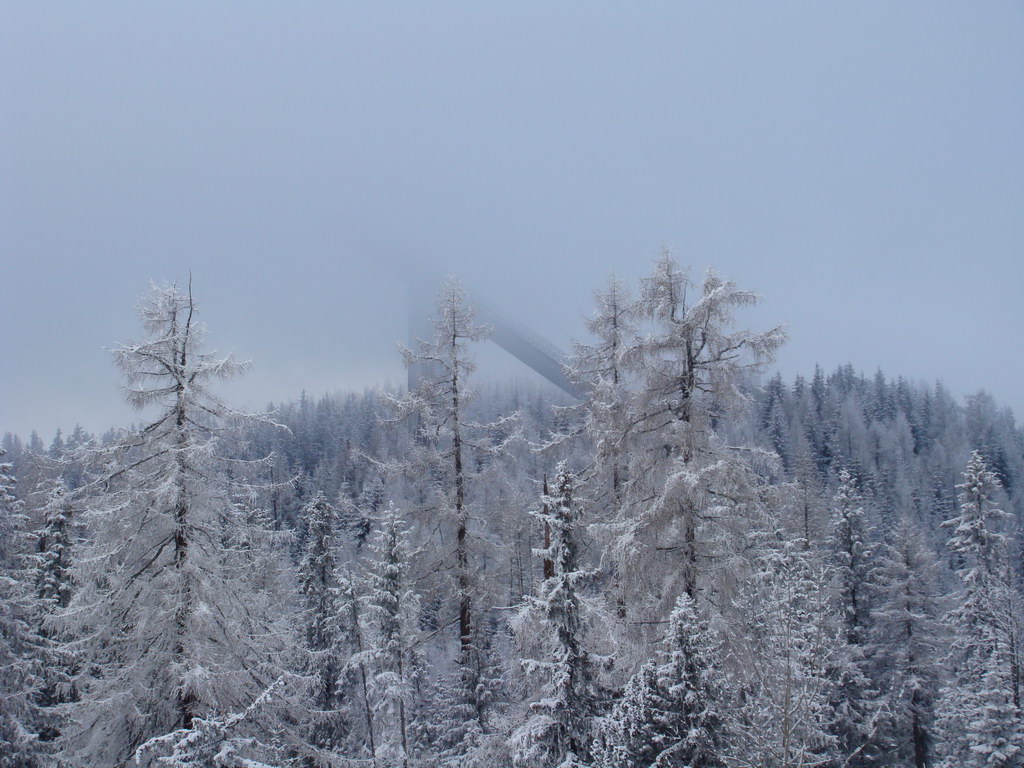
2 255 1023 767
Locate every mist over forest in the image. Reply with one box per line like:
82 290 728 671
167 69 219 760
3 255 1023 767
4 3 1023 766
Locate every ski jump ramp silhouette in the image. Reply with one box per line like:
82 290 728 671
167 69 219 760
401 262 584 401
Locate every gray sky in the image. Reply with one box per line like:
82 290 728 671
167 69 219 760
3 2 1023 440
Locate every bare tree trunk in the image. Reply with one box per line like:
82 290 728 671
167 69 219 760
542 475 554 581
1009 615 1021 711
347 576 376 760
904 591 928 768
398 655 409 768
453 362 471 654
172 295 196 730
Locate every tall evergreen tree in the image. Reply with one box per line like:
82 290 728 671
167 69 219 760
394 277 487 654
725 529 838 768
353 474 385 550
595 254 785 626
593 661 663 768
789 433 828 550
0 449 49 766
595 593 724 768
32 478 78 745
337 567 378 763
570 274 636 509
366 505 425 768
436 624 509 767
57 283 297 767
828 470 884 765
874 516 946 768
34 479 75 613
509 464 600 768
569 276 637 621
297 492 349 761
390 277 517 741
937 451 1023 767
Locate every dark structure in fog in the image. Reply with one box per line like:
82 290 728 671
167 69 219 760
407 281 584 400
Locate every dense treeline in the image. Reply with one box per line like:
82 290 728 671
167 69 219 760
2 257 1022 767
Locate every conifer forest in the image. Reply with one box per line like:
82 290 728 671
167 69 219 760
3 254 1024 768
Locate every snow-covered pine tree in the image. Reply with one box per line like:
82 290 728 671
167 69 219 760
936 451 1023 767
337 566 378 762
353 474 385 550
592 661 663 768
594 592 724 768
828 469 885 766
0 449 49 766
393 277 488 651
297 492 349 760
509 464 600 768
570 275 636 511
32 477 78 745
568 276 637 621
436 643 486 766
599 253 785 626
788 433 828 550
61 425 92 491
873 515 946 768
365 505 426 767
389 277 518 743
133 679 289 768
649 593 724 767
57 282 297 767
436 623 511 768
725 528 838 768
34 479 75 613
762 373 793 471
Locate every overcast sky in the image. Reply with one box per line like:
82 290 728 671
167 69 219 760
2 2 1022 440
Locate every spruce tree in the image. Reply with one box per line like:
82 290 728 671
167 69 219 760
509 464 599 768
0 449 49 766
652 594 724 767
937 451 1023 767
873 516 946 768
32 478 78 745
828 470 884 765
337 566 378 762
366 505 425 767
436 626 509 767
34 479 75 613
595 593 724 768
593 661 664 768
353 474 384 550
297 492 349 759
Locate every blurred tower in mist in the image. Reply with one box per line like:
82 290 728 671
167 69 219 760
406 276 582 400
